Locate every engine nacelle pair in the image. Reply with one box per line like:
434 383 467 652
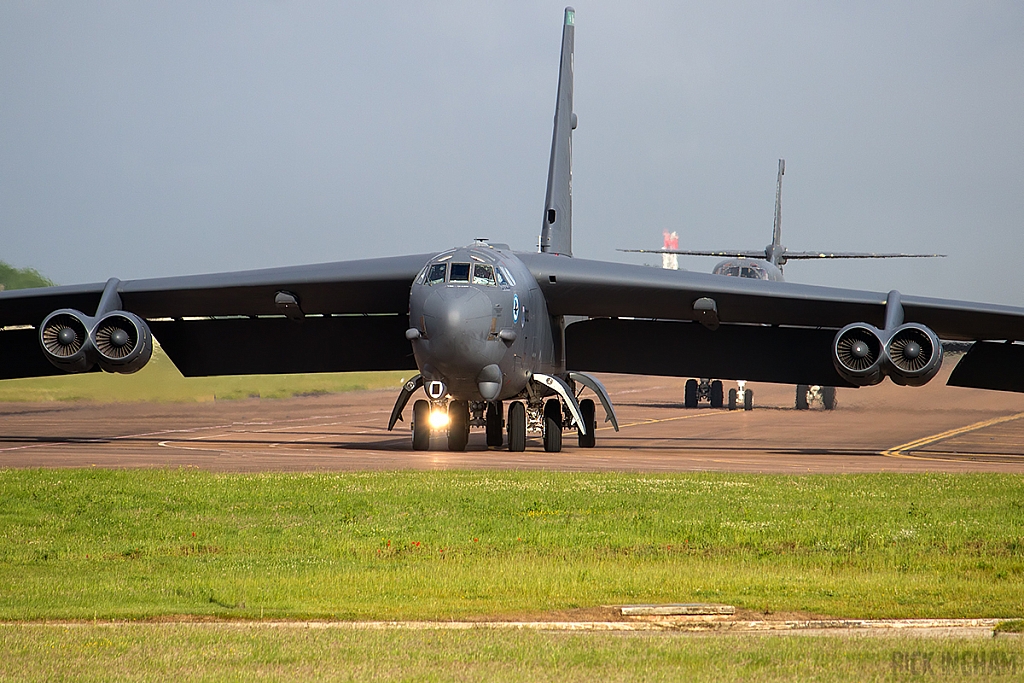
832 322 942 387
39 308 153 375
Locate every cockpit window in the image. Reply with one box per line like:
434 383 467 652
426 263 447 285
495 268 508 287
449 263 471 282
714 262 770 280
499 266 516 287
473 264 496 286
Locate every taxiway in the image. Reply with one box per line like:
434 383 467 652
2 365 1024 473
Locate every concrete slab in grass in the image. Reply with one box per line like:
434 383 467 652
620 603 736 616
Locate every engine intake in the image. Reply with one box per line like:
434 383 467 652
885 324 942 386
833 324 885 386
39 309 93 373
91 312 153 374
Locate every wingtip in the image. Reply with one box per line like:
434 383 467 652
564 7 575 24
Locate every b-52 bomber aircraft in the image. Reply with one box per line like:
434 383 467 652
2 7 1024 454
620 159 944 411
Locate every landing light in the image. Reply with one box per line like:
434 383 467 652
429 410 450 429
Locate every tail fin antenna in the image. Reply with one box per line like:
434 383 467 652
539 7 576 256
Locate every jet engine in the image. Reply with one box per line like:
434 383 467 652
91 311 153 374
832 322 942 387
40 309 93 373
832 323 885 386
885 323 942 386
39 308 153 374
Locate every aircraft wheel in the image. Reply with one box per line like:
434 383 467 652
744 389 754 411
485 401 504 447
507 401 527 452
727 388 737 411
822 386 837 410
684 379 698 408
412 400 430 451
447 400 469 452
710 380 724 408
543 399 562 453
578 398 596 448
795 385 809 410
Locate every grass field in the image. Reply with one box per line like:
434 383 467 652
1 624 1021 682
2 469 1023 621
0 345 408 402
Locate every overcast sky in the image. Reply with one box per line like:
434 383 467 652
1 1 1022 305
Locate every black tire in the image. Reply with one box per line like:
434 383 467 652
684 379 698 408
543 399 562 453
795 385 809 410
822 386 837 411
412 400 430 451
727 388 737 411
710 380 724 408
744 389 754 411
447 400 469 452
578 398 596 448
485 401 504 447
507 401 526 452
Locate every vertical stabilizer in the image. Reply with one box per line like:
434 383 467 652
767 158 785 267
540 7 576 256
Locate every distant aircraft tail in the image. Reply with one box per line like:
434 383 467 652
618 158 944 267
767 159 785 266
539 7 576 257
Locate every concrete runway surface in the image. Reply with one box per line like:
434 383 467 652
3 365 1024 473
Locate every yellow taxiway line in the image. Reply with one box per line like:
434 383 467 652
881 411 1024 460
599 410 738 432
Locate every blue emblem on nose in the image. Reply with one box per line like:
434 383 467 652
512 294 520 323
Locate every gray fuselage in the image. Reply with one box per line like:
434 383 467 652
408 243 563 402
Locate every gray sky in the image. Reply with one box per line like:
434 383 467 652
2 1 1022 305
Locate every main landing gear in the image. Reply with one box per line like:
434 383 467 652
686 378 753 410
685 378 722 408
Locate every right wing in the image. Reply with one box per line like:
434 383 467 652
0 253 432 379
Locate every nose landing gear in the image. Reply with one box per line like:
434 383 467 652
447 400 470 451
485 401 504 447
507 401 527 452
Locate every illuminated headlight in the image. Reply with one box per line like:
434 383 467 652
428 410 450 429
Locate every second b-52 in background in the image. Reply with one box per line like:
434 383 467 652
621 159 944 412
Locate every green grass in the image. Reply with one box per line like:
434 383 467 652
1 625 1022 682
0 344 408 402
1 470 1023 621
996 619 1024 633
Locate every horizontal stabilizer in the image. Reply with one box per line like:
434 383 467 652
618 248 767 258
619 248 944 260
781 251 945 260
947 341 1024 393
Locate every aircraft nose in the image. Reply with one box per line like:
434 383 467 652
415 285 510 397
424 286 493 341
